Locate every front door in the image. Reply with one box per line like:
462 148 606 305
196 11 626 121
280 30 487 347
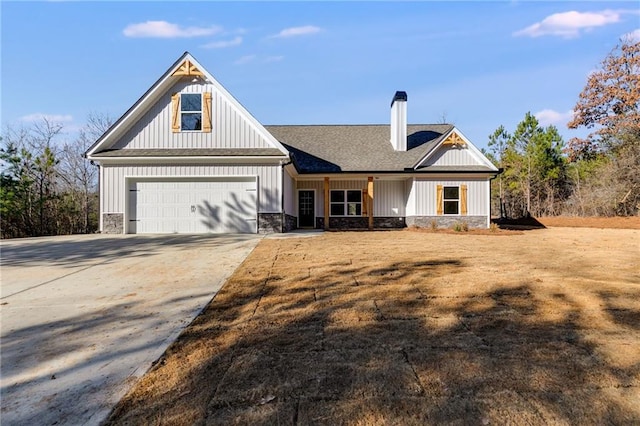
298 190 315 228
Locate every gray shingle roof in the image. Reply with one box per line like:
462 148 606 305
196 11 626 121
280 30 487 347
92 148 285 157
265 124 455 173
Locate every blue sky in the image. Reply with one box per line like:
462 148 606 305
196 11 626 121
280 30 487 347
2 1 638 151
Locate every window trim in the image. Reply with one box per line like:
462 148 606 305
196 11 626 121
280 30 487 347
329 189 362 217
180 93 203 132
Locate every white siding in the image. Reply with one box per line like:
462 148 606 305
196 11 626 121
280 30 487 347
283 169 295 215
424 145 484 167
112 80 273 150
297 179 405 217
101 164 281 214
374 180 405 216
405 179 416 216
413 178 489 216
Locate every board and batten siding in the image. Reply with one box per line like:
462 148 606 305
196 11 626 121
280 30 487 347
423 145 484 167
405 179 416 216
373 180 405 216
112 80 273 150
411 178 489 216
101 164 281 214
296 179 405 217
283 170 295 216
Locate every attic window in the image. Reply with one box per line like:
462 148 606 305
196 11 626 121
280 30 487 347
172 92 212 133
181 94 202 131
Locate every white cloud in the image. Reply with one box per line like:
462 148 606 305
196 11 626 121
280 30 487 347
234 55 256 65
264 55 284 63
624 28 640 42
271 25 321 38
20 113 74 123
123 21 221 38
514 10 622 38
201 36 242 49
534 109 574 126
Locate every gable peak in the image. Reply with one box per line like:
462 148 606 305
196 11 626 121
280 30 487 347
442 131 466 147
172 58 203 77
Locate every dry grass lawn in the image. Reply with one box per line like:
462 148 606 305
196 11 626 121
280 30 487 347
106 225 640 425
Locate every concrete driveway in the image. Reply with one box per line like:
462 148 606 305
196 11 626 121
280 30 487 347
0 233 261 425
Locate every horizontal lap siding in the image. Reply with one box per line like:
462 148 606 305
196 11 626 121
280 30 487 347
112 81 272 150
101 164 280 213
414 178 488 216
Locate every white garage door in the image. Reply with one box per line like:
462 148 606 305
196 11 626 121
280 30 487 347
129 178 257 234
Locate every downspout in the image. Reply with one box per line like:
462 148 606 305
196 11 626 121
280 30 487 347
280 156 293 233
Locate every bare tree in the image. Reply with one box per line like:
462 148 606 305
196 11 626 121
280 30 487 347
1 113 112 238
568 38 640 216
59 112 113 233
568 38 639 147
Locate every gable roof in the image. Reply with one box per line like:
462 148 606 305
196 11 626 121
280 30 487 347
415 127 498 171
86 52 289 158
266 124 497 174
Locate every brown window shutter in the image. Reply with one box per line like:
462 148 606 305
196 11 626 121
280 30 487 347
436 185 443 215
171 93 180 133
461 185 468 215
203 92 212 133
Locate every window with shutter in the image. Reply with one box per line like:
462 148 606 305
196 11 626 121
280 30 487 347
171 92 212 132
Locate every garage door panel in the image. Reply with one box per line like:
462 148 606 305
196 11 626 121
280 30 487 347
131 179 257 234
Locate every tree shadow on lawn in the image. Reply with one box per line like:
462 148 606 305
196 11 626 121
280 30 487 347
105 246 640 425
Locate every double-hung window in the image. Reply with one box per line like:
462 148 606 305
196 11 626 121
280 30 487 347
330 190 362 216
443 186 459 215
180 94 202 131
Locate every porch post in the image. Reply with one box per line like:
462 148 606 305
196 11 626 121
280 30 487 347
368 177 374 230
324 177 330 230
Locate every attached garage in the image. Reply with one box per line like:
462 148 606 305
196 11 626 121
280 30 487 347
127 177 258 234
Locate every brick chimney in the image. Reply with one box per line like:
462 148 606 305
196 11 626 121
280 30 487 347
390 91 407 151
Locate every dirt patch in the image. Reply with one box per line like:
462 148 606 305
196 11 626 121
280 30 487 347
106 228 640 425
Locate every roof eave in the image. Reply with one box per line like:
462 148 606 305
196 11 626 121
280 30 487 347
294 169 499 175
88 155 288 164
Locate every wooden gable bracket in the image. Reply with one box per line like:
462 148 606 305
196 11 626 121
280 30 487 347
172 59 204 77
442 132 466 147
